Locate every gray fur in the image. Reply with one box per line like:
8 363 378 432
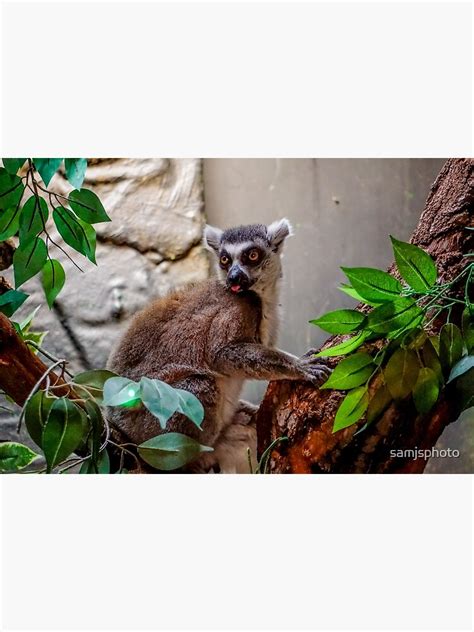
267 218 293 251
203 225 223 252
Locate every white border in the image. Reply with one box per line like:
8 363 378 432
1 1 472 157
1 2 473 631
1 475 473 631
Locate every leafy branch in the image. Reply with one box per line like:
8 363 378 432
1 365 212 474
310 235 473 434
0 158 109 315
0 158 213 475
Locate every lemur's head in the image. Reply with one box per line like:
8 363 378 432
204 219 293 295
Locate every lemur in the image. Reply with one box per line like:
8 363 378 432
107 219 330 472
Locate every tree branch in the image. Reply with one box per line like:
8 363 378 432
257 158 474 474
0 312 73 406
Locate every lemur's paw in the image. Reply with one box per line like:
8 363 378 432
299 352 332 385
304 366 332 385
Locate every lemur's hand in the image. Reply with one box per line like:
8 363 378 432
298 349 332 386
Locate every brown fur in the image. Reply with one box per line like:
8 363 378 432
107 280 263 448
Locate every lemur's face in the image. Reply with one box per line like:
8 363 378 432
204 220 293 295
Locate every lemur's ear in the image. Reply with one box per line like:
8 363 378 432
204 224 223 252
267 218 293 251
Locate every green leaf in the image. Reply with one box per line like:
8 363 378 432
0 170 24 214
447 355 474 384
429 334 440 355
33 158 63 186
73 369 118 406
0 203 22 239
0 442 40 472
367 297 423 334
0 289 28 317
102 376 141 407
401 328 427 350
309 309 366 334
140 377 179 429
18 195 48 244
13 236 48 288
439 323 463 377
65 159 87 189
386 311 425 341
462 308 474 354
79 449 110 474
341 267 402 303
83 399 104 469
69 188 110 224
2 158 26 174
24 390 55 448
366 384 392 425
413 367 440 414
320 352 374 390
384 348 420 399
22 329 48 351
53 205 97 263
174 388 205 428
42 397 87 472
332 386 369 433
421 338 444 385
337 283 380 307
315 330 370 358
19 305 41 332
41 259 65 308
390 236 437 292
138 432 213 471
15 306 48 350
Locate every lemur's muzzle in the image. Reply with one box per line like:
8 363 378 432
227 266 251 293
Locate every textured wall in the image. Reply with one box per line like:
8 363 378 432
17 158 208 372
204 158 446 399
203 159 472 473
1 158 209 447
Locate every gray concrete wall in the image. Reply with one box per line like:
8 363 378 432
203 158 446 403
203 158 473 472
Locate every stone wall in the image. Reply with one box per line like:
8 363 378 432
1 158 210 446
17 158 209 372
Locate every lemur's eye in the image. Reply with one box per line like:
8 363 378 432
220 254 230 266
248 249 260 262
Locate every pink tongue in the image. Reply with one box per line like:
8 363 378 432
231 285 241 293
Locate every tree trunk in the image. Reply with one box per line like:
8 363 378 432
256 158 474 474
0 312 74 406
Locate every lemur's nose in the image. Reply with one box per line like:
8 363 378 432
227 266 249 293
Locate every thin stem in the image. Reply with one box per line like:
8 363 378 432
17 359 69 432
25 341 74 377
465 265 473 312
258 436 288 474
425 306 445 330
247 447 254 474
107 439 141 469
25 161 84 273
57 455 90 474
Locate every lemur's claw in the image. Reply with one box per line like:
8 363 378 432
299 351 332 385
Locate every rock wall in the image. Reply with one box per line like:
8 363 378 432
1 158 210 446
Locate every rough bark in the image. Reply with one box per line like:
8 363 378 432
257 158 474 474
0 312 74 406
0 240 15 271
